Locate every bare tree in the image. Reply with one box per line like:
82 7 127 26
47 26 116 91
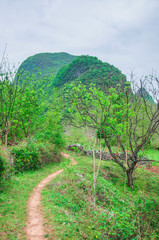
0 43 7 74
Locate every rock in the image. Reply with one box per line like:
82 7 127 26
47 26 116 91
68 145 116 161
84 150 93 157
84 150 111 160
68 144 84 152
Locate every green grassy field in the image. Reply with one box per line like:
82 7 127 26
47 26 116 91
0 148 158 239
42 152 159 240
0 158 70 240
144 149 159 166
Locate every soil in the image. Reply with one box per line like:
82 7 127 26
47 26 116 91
61 152 78 165
146 166 159 174
138 165 159 174
25 153 77 240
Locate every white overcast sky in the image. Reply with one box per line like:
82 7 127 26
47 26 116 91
0 0 159 78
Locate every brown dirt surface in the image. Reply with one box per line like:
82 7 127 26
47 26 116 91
138 165 159 174
26 153 77 240
26 169 63 240
146 166 159 174
61 152 78 165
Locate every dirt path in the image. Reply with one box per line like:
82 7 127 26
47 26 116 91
146 166 159 174
26 153 77 240
61 152 78 165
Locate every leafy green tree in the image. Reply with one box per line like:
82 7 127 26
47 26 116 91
65 77 159 188
0 66 48 145
0 68 19 146
14 87 41 138
35 89 65 149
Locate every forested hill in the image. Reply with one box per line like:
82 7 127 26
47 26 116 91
17 52 76 78
17 52 126 91
53 55 126 89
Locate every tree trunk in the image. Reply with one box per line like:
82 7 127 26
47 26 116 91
92 148 96 206
126 169 134 189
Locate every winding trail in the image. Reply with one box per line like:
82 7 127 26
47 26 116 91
26 153 77 240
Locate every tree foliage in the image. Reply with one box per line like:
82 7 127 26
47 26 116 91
65 76 159 188
53 55 126 89
0 68 19 146
0 64 65 148
17 52 76 81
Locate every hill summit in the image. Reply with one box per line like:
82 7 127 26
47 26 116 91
53 55 126 89
17 52 126 91
17 52 76 78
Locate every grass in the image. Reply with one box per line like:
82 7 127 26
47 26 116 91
65 126 159 162
0 157 70 240
64 126 95 150
144 149 159 166
0 146 158 239
42 151 159 240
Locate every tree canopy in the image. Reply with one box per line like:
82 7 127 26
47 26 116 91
53 55 126 89
65 76 159 188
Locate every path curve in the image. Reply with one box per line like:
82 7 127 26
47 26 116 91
61 152 78 165
26 153 77 240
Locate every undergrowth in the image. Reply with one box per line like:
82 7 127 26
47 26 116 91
11 139 61 173
42 152 159 240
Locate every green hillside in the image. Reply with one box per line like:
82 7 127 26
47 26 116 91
53 55 126 89
17 52 76 79
17 53 126 92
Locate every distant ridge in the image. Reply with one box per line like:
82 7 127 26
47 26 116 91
137 87 154 102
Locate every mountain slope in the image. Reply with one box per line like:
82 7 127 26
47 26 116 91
53 55 126 89
17 53 126 96
17 52 76 79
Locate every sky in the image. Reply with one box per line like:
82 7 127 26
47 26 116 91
0 0 159 79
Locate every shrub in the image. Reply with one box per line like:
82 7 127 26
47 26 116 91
35 129 65 149
0 154 12 192
0 155 6 179
11 139 61 173
12 140 42 173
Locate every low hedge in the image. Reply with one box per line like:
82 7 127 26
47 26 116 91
11 139 61 173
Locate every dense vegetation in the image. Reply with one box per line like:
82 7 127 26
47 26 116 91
0 63 65 192
17 52 76 81
65 79 159 188
0 52 158 239
53 55 126 89
17 53 126 96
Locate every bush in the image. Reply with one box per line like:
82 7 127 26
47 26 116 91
11 139 61 173
0 155 6 179
0 154 12 192
12 140 42 173
149 133 159 150
35 129 65 149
